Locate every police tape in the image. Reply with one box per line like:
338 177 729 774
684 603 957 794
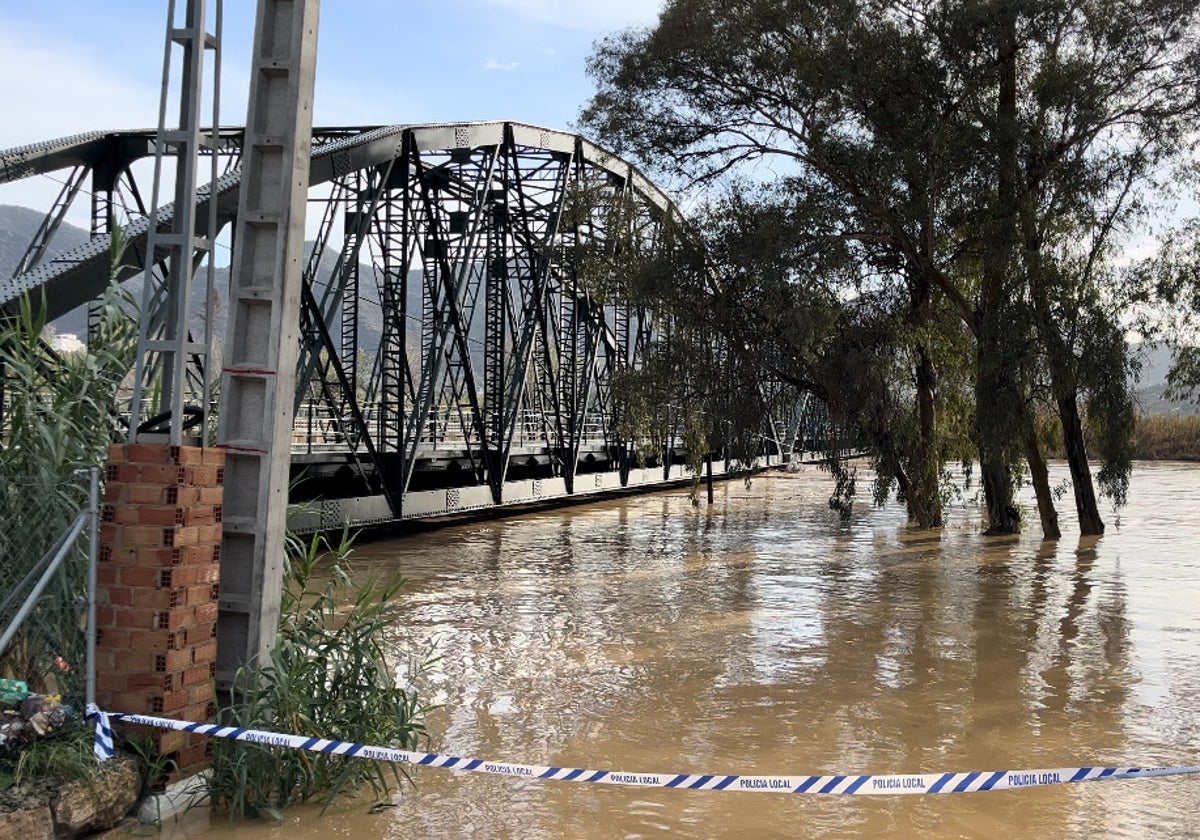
90 708 1200 795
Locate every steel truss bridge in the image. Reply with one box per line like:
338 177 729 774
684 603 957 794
0 121 830 530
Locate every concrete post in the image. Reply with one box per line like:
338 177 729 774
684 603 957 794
214 0 320 686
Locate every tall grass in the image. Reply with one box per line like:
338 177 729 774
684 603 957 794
1033 410 1200 462
1132 414 1200 461
0 255 136 701
207 530 431 820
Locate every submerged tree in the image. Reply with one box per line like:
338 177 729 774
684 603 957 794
582 0 1200 536
999 0 1199 531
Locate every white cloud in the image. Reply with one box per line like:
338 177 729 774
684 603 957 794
0 26 157 148
0 15 250 220
0 20 160 218
482 0 663 31
484 60 521 72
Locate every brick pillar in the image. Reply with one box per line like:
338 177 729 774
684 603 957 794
97 442 224 781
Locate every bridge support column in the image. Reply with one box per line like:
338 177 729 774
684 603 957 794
215 0 320 686
97 442 224 783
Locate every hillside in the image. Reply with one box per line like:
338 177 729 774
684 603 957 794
2 202 1194 412
0 204 393 353
1128 342 1200 415
0 205 93 280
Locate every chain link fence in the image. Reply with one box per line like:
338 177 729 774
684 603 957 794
0 468 99 709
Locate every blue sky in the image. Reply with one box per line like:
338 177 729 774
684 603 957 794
0 0 663 213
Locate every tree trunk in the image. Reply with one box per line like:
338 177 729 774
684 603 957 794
1010 1 1106 538
975 4 1021 537
913 346 943 527
974 340 1021 535
1024 425 1060 540
1058 392 1105 535
980 453 1021 535
1021 206 1107 536
894 464 924 524
874 430 930 526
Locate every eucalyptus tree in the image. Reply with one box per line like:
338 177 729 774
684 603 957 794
994 0 1200 531
583 0 1025 531
582 0 1200 536
678 185 978 526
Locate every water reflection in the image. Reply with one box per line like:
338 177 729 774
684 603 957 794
152 463 1200 839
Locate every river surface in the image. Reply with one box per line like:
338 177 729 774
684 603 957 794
144 461 1200 838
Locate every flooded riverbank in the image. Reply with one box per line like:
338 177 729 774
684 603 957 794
148 461 1200 838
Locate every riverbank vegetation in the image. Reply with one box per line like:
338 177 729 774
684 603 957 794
0 241 136 705
206 529 430 820
0 245 141 829
1033 412 1200 462
1 248 431 821
578 0 1200 539
1129 415 1200 462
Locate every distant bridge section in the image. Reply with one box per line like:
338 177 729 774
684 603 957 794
1 122 830 530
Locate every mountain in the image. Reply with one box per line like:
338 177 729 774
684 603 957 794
1128 342 1200 415
0 205 95 337
1130 341 1173 388
0 205 92 281
6 202 1192 413
0 204 392 354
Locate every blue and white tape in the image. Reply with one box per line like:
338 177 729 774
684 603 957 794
96 710 1200 795
86 704 114 764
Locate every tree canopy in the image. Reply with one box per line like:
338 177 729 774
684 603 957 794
581 0 1200 536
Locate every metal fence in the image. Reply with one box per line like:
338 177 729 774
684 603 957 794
0 468 99 710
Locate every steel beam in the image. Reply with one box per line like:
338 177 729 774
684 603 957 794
3 121 805 523
12 166 88 278
124 0 224 444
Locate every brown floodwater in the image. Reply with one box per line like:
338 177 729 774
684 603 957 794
139 461 1199 838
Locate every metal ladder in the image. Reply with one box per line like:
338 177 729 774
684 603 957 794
127 0 223 444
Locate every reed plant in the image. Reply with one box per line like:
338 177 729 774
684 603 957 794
207 529 431 820
1131 413 1200 461
0 242 136 702
0 257 135 793
1033 409 1200 462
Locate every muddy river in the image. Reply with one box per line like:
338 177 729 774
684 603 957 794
143 461 1200 838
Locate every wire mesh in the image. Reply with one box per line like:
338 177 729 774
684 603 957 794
0 471 92 707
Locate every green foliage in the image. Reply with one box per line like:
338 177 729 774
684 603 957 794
827 458 857 521
0 284 136 484
581 0 1200 535
1077 303 1137 507
207 530 431 820
122 732 177 800
1134 220 1200 406
561 177 772 490
0 247 136 700
1 721 97 786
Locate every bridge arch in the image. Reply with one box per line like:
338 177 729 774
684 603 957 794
1 122 820 528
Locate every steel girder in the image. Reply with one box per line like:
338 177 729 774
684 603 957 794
1 122 830 519
289 124 676 514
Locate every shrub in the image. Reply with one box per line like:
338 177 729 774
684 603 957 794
207 530 431 819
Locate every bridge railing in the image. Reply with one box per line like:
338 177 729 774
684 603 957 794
290 402 615 455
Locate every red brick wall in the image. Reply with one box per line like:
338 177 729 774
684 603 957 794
98 442 224 781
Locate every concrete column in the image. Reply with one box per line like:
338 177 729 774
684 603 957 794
215 0 320 685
